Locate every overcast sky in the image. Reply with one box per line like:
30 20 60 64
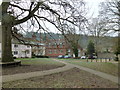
0 0 103 20
84 0 106 18
0 0 109 34
0 0 104 17
0 0 1 3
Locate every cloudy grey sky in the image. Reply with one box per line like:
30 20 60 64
0 0 106 33
20 0 105 34
0 0 104 17
84 0 106 18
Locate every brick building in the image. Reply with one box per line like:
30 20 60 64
45 38 83 57
45 39 67 57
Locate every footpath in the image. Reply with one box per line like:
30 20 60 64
2 64 74 82
2 59 119 85
53 59 119 84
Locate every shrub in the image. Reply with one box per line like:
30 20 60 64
32 56 36 58
13 57 17 59
73 57 80 59
35 55 49 58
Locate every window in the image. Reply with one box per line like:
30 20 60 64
14 44 18 48
59 43 63 48
54 50 57 54
39 47 42 49
54 43 57 48
68 49 71 52
26 50 30 54
78 49 81 52
14 51 18 55
60 50 63 53
49 50 52 54
48 43 51 47
27 45 30 48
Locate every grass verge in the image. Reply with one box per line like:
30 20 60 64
58 59 118 76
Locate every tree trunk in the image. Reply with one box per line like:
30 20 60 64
2 25 14 62
73 47 78 58
1 2 14 62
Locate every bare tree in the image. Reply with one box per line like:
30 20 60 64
61 24 81 57
94 1 120 59
88 17 110 52
99 1 120 32
87 1 120 53
1 0 88 62
55 0 88 57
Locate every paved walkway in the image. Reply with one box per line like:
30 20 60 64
2 59 119 85
53 59 119 84
2 64 74 82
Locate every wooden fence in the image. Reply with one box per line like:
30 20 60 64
86 58 112 62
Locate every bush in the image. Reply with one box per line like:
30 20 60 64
32 56 36 58
73 57 80 59
13 57 17 59
35 55 49 58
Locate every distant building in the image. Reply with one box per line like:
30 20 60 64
0 26 46 58
12 43 32 58
0 40 45 59
25 32 85 57
31 43 45 56
45 38 83 57
45 39 67 57
23 31 118 58
26 33 46 56
0 42 32 58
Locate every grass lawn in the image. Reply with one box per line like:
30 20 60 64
3 68 118 88
2 58 65 75
58 58 118 76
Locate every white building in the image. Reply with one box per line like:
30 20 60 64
12 44 32 58
0 25 45 58
0 43 32 58
0 24 32 58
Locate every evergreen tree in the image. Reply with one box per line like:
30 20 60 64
87 41 95 56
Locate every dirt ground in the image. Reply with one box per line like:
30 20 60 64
2 68 119 88
2 64 65 75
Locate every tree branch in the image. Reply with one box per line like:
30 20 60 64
14 2 43 25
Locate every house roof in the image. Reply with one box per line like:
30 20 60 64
25 32 64 41
12 32 45 46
